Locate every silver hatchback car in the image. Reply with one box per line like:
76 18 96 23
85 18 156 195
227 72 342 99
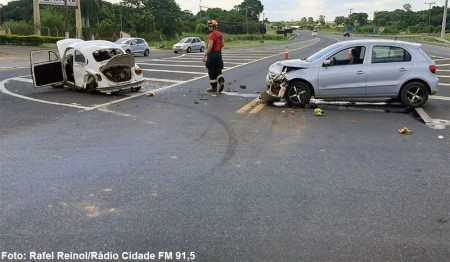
115 37 150 56
264 39 439 108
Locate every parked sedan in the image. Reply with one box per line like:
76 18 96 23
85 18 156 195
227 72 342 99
30 39 144 94
115 37 150 56
172 37 205 53
263 39 439 108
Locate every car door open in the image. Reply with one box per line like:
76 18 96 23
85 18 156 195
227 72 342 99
30 50 65 88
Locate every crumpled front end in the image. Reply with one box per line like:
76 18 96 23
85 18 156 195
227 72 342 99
262 71 289 103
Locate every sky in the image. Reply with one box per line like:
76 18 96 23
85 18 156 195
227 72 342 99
0 0 446 21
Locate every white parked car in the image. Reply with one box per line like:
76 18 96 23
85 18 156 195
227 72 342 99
172 37 205 53
30 39 145 94
263 39 439 108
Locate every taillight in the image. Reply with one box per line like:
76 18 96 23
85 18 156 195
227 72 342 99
134 67 142 75
429 65 436 74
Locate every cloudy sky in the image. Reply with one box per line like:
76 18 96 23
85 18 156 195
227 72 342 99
0 0 446 21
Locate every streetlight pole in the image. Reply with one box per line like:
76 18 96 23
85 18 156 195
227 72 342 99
441 0 448 39
65 0 69 38
425 1 436 36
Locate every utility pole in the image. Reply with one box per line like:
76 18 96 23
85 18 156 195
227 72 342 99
441 0 448 39
33 0 41 35
348 8 354 26
425 1 436 36
65 0 69 38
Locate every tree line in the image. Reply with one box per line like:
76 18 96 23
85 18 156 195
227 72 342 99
0 0 264 40
0 0 448 39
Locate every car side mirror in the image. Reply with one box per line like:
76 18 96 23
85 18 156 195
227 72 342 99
323 60 331 67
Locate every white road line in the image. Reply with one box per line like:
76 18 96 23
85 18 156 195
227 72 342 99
138 63 208 68
433 58 450 61
437 75 450 78
440 83 450 86
144 77 182 83
0 77 91 110
141 69 207 75
437 63 450 66
430 95 450 101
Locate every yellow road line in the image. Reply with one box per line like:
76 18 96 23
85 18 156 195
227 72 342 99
249 103 267 114
237 97 261 113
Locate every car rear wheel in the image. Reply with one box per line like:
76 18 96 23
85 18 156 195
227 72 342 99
126 49 131 54
174 51 178 53
187 47 191 53
400 82 429 108
285 81 311 107
144 49 149 56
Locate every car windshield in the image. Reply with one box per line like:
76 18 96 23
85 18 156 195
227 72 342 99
306 43 343 62
180 38 192 43
92 48 124 62
115 39 130 44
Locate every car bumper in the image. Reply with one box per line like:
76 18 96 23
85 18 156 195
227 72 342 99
97 79 145 93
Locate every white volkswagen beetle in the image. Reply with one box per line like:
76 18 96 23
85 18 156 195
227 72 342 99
30 39 145 94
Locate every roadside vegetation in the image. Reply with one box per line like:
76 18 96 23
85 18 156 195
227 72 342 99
0 0 448 48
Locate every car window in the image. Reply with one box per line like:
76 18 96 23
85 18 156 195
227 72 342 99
307 43 342 62
327 46 366 66
74 50 86 64
372 46 412 64
92 48 123 62
184 38 192 43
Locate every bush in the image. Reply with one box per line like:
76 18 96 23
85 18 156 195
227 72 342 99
0 34 64 46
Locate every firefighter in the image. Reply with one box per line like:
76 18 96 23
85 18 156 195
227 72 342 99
203 19 225 92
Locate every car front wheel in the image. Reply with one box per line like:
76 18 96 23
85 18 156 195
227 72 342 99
285 81 311 107
144 49 149 56
187 47 191 53
400 82 429 108
200 46 204 52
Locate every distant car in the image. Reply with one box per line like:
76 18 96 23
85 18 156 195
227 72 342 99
312 30 317 36
172 37 205 53
262 39 439 108
30 39 144 94
115 37 150 56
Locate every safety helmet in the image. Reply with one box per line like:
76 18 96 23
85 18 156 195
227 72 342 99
207 19 218 28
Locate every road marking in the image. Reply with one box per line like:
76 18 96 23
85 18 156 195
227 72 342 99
237 98 261 113
144 77 182 83
249 103 267 114
430 95 450 101
415 107 450 129
141 68 207 75
0 77 91 110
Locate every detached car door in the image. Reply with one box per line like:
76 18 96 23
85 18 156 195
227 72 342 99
30 50 65 87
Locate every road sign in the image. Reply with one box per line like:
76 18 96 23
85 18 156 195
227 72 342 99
39 0 77 7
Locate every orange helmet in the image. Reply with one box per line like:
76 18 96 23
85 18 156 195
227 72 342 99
207 20 218 28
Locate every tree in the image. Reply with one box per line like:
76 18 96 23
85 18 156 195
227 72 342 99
318 15 325 25
236 0 264 21
403 3 412 12
80 0 101 28
334 16 347 26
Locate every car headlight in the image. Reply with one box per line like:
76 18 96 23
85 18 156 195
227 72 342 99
269 62 284 74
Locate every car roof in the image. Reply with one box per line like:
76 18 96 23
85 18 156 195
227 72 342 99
340 39 421 47
57 39 124 56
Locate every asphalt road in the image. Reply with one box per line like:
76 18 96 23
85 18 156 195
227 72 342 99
1 33 449 261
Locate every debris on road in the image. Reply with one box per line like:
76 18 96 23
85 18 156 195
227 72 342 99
398 127 413 135
314 108 325 116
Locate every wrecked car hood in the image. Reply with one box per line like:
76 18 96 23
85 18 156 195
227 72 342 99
279 59 311 69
